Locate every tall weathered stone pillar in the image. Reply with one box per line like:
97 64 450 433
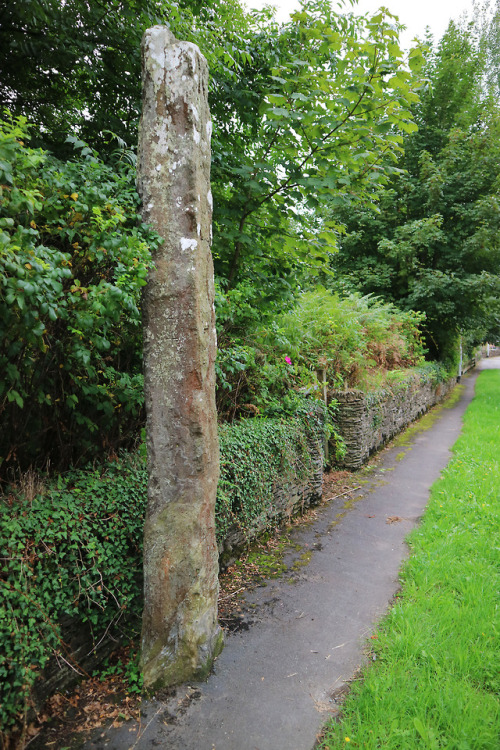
137 26 222 691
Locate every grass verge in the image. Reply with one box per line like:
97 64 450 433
320 370 500 749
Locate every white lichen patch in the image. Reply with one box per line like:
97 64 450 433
165 45 185 79
144 27 169 79
159 645 174 661
193 129 201 144
156 127 170 153
181 238 198 252
206 121 212 139
207 190 213 210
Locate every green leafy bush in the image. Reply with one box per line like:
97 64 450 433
0 113 159 475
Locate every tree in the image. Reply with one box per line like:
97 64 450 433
211 0 424 304
0 0 249 156
1 0 424 306
475 0 500 98
331 12 500 362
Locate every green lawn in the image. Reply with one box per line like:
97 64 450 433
320 370 500 749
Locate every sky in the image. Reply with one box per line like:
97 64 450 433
245 0 478 48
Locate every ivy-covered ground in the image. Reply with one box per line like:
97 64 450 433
22 470 359 750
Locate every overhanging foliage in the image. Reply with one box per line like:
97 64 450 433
0 114 158 475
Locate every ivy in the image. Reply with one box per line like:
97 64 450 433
217 399 326 541
0 405 327 736
0 454 147 738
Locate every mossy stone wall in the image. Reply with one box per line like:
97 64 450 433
330 376 458 470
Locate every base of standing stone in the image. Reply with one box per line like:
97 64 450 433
142 626 224 693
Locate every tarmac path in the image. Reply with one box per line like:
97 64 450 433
85 358 497 750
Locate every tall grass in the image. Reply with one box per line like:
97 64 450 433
320 370 500 749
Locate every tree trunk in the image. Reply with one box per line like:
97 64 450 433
137 25 222 692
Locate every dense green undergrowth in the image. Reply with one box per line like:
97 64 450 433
216 287 428 420
320 370 500 749
1 113 437 482
0 404 326 737
0 456 146 738
0 113 157 475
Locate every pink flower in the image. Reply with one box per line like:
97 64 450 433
285 356 292 365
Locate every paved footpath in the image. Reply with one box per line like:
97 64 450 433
85 359 497 750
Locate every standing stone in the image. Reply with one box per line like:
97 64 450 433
137 26 222 692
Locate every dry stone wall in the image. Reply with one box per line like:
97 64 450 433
219 443 323 570
32 373 460 704
330 375 457 470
